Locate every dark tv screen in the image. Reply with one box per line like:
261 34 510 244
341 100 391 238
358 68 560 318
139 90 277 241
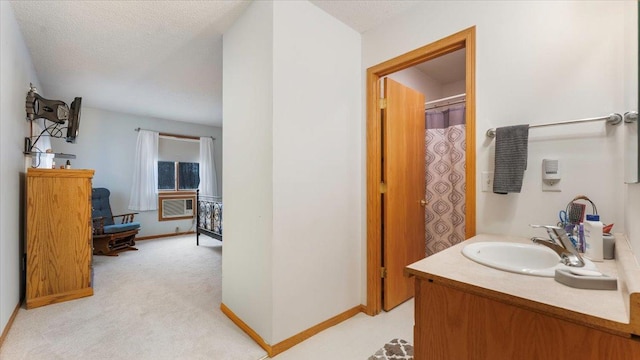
66 97 81 143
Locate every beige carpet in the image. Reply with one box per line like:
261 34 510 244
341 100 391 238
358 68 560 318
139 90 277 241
0 235 267 360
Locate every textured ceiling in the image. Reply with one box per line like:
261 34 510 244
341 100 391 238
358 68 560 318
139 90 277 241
10 0 250 127
310 0 420 33
10 1 422 127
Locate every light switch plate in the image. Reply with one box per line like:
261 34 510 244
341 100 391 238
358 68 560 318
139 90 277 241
482 171 493 192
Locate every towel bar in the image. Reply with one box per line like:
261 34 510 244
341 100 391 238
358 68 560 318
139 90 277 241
486 113 623 138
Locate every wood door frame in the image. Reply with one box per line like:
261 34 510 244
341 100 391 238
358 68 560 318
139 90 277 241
366 26 477 315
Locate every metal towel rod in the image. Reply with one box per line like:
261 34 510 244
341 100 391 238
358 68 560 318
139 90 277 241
486 113 623 138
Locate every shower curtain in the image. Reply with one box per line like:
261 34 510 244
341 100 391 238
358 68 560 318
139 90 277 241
425 104 466 256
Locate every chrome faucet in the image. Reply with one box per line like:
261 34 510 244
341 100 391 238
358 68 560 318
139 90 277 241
529 224 585 267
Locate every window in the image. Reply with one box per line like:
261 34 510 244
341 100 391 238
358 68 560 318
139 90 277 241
178 162 199 190
158 161 176 191
158 161 199 191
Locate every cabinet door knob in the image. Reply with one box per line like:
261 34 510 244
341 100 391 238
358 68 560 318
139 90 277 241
420 199 427 207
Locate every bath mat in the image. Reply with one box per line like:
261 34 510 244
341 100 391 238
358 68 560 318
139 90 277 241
368 338 413 360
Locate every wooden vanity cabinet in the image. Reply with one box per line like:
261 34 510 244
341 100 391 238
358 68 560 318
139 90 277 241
414 278 640 360
25 168 95 309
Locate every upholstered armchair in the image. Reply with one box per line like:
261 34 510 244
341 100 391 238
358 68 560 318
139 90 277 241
92 188 141 256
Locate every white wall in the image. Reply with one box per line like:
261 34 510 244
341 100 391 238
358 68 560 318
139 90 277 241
0 1 41 336
388 69 465 105
387 67 442 101
222 0 274 343
51 107 222 237
363 1 628 250
387 65 466 103
223 0 361 345
271 0 361 343
442 79 466 98
623 0 640 261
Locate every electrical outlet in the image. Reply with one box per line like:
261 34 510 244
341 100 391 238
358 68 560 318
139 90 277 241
542 180 561 192
481 171 493 192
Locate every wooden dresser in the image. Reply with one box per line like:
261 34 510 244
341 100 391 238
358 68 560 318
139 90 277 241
26 168 95 309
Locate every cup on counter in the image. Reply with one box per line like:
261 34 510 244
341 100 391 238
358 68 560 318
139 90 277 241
603 233 615 260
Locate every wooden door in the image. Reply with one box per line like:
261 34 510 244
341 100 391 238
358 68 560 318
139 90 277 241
382 78 426 311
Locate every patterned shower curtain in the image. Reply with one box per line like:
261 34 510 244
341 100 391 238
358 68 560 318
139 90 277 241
425 104 466 256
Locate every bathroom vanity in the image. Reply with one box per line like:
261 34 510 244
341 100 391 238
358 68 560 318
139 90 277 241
406 233 640 359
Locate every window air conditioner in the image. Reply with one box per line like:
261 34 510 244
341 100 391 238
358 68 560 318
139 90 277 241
161 198 194 218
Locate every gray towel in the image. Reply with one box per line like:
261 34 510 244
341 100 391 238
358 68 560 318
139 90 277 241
493 125 529 194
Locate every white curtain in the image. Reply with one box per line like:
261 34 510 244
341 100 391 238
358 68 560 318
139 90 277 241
198 137 218 196
128 130 159 211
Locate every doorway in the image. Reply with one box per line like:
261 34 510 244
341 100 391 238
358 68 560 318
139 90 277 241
365 27 477 315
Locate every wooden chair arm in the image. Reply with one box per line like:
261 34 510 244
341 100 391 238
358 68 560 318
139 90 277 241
112 212 138 224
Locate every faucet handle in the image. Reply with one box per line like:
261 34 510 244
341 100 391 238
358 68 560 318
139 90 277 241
529 224 563 244
530 225 585 267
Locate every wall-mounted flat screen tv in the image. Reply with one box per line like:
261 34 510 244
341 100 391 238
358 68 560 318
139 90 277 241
66 97 81 143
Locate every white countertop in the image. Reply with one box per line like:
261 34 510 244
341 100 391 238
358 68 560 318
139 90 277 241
406 233 631 328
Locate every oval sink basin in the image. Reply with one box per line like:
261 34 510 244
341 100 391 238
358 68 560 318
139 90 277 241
461 241 597 277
